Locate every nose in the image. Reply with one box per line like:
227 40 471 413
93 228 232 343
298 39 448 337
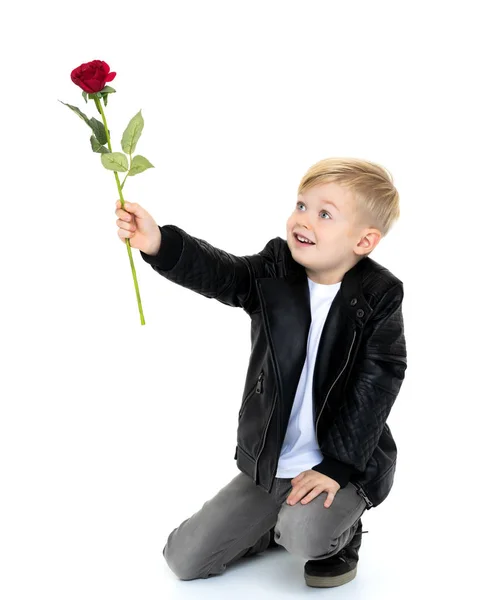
297 218 312 231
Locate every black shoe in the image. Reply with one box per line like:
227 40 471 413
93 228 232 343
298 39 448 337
304 518 368 588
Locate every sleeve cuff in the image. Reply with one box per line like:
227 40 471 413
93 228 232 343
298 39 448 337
311 456 355 489
139 225 184 271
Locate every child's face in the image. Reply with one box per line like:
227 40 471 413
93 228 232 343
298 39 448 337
285 181 380 284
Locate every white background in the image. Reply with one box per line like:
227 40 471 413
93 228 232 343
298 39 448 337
1 1 478 598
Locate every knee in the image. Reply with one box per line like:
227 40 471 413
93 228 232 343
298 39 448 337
276 514 333 560
300 535 334 560
280 530 332 560
162 540 208 581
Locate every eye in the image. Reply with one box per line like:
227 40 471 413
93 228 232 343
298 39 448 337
296 202 331 219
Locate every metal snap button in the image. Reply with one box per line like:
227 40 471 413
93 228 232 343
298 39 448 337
356 309 364 318
350 298 358 306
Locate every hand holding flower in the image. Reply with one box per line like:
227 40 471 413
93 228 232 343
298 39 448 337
115 200 162 256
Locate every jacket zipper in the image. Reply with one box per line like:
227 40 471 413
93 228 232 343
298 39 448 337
354 481 374 509
254 283 280 484
315 328 357 435
314 328 373 508
256 371 264 393
254 391 277 483
239 370 264 419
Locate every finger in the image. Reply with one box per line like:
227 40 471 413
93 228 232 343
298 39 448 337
116 217 136 231
118 228 134 241
324 491 336 508
116 208 133 221
115 199 138 215
300 487 323 505
287 491 298 505
288 482 310 504
115 199 130 209
291 473 304 484
122 201 144 218
115 203 135 223
287 484 300 504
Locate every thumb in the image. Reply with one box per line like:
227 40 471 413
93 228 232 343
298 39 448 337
123 201 144 218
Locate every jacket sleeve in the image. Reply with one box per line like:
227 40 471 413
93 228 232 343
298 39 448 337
311 283 407 488
139 224 280 313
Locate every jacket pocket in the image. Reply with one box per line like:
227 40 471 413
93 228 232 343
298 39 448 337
239 369 264 419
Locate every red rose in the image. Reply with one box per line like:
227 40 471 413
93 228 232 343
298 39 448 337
71 60 116 94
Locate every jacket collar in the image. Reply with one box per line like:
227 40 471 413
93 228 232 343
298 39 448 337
254 243 375 407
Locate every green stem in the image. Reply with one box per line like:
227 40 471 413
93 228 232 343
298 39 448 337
120 172 128 190
94 95 146 326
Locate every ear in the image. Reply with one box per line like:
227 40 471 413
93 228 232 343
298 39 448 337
357 229 381 254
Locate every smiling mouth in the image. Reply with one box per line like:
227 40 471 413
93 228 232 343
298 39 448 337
293 232 315 246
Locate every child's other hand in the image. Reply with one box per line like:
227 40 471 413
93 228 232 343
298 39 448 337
287 470 340 508
115 200 162 255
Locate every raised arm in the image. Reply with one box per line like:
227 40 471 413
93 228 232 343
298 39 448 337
140 224 281 314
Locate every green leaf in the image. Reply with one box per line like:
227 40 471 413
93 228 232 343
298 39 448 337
90 135 110 154
128 155 155 176
101 86 116 94
103 94 108 107
88 117 108 146
59 101 90 124
101 152 129 172
121 110 144 155
82 91 88 104
59 100 111 144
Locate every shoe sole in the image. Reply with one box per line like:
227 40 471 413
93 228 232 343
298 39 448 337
304 565 357 588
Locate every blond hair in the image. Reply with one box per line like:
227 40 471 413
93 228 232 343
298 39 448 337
297 157 400 238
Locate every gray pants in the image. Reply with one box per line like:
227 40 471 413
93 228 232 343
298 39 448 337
163 471 368 580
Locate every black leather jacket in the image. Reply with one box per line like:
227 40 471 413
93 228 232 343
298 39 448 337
140 224 408 510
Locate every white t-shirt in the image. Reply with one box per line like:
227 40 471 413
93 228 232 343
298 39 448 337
275 276 342 478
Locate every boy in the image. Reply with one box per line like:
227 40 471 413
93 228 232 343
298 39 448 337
114 157 407 588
